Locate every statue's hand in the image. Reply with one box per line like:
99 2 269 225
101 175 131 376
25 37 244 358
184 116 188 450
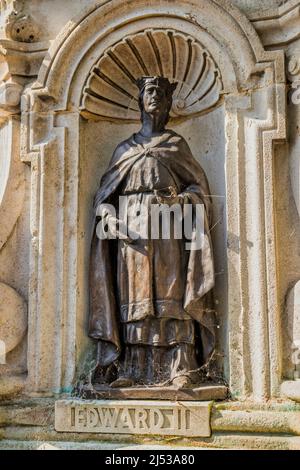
155 193 188 206
154 186 182 205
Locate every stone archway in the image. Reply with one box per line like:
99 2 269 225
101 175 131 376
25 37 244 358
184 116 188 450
21 0 286 401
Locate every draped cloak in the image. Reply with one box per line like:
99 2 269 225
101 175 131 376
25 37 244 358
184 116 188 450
89 130 215 368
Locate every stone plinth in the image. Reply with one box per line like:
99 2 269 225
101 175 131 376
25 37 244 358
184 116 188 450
55 400 213 437
80 384 228 401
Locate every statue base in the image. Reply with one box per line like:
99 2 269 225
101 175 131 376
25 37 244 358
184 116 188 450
79 382 228 401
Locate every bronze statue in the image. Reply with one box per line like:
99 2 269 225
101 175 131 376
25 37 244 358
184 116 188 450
89 76 216 389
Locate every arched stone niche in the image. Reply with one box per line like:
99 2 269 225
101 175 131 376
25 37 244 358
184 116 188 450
20 0 286 401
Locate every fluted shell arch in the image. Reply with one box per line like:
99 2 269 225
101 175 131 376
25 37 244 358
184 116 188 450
80 29 223 122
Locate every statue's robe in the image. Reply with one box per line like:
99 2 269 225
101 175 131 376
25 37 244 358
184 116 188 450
89 130 215 373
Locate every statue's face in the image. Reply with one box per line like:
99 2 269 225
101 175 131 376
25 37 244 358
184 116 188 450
142 84 168 115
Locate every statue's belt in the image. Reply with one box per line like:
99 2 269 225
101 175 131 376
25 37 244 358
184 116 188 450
122 186 179 198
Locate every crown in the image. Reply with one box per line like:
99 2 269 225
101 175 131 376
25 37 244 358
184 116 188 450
136 76 177 95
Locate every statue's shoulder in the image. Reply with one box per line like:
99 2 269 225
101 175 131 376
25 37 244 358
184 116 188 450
165 129 192 152
110 136 135 165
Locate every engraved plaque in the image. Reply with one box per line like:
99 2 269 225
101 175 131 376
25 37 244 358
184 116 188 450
55 400 212 437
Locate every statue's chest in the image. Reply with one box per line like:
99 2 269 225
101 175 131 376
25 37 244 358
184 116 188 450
123 151 176 193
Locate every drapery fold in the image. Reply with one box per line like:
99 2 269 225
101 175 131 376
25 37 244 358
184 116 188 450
89 130 216 367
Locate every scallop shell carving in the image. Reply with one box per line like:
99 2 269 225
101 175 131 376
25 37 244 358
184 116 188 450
81 29 223 122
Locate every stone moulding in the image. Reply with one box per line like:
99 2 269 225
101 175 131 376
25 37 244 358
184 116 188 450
250 0 300 48
0 39 50 78
17 0 287 403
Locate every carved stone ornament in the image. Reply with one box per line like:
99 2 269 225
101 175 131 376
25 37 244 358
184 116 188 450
287 53 300 83
6 14 40 43
0 282 27 354
80 29 223 122
3 0 40 43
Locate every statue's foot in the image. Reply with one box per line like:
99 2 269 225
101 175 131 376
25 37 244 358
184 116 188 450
110 377 134 388
171 375 192 389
